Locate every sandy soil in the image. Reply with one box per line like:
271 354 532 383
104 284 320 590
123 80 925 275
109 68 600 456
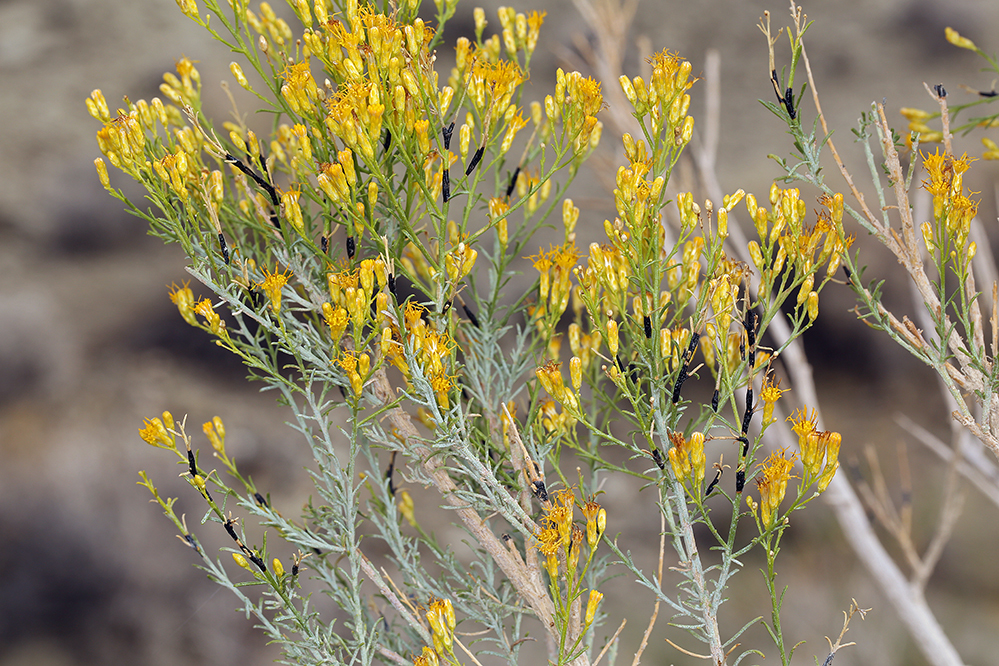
2 0 999 664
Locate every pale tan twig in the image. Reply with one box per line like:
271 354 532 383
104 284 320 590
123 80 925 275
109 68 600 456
592 619 626 666
821 599 868 665
357 551 430 643
377 646 411 666
454 636 486 666
663 637 711 659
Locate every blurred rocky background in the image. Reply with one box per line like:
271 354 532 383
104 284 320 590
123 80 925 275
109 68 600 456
2 0 999 664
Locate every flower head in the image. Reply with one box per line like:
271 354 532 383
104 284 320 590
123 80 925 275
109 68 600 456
756 450 796 529
257 266 291 313
139 414 176 450
168 281 198 326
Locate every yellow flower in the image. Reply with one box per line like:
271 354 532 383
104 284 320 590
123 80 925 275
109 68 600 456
760 376 787 425
787 406 818 447
193 298 223 336
801 429 842 492
168 282 198 326
426 597 455 654
756 450 796 529
336 351 368 395
413 646 439 666
945 26 977 51
666 431 705 492
202 416 226 454
540 488 575 549
257 266 291 313
535 360 568 405
322 302 350 343
580 498 605 548
585 589 603 625
139 414 175 449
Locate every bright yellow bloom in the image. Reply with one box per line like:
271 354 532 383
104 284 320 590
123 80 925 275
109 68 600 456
139 415 175 449
413 646 439 666
202 416 226 454
760 376 787 425
257 266 291 313
193 298 223 335
336 351 369 395
585 589 603 625
756 450 796 529
667 431 705 492
322 302 350 342
580 498 605 548
168 282 199 326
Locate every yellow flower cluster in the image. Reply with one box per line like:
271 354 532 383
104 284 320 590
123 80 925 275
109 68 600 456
528 243 578 332
336 349 371 395
535 360 582 422
325 258 387 334
553 68 603 153
139 412 177 450
755 449 796 529
620 49 694 147
91 79 193 187
667 430 706 495
497 7 545 59
202 416 226 455
535 489 605 582
380 302 458 409
788 407 841 492
160 56 201 107
245 2 295 52
425 597 456 657
920 150 979 265
169 282 230 340
746 186 852 311
577 242 629 318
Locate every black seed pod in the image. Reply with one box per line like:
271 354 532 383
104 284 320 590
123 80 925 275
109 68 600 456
705 470 721 496
736 469 745 493
346 236 356 259
643 315 652 339
506 166 521 198
741 390 753 435
442 122 454 150
218 233 230 265
442 168 451 203
671 367 688 404
462 303 480 328
465 146 484 176
711 389 720 412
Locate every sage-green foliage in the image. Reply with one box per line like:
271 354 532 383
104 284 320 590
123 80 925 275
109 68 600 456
89 0 855 664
